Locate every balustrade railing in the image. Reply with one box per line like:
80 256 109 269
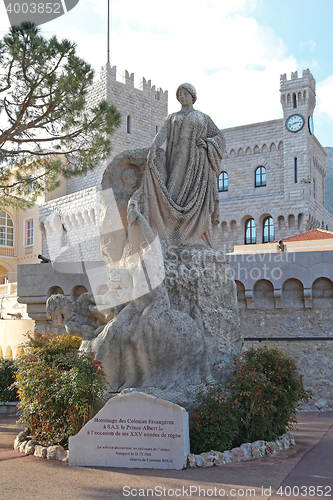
0 246 16 257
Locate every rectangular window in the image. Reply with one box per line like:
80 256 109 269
313 178 316 199
294 157 298 183
27 175 34 193
26 219 33 246
0 228 5 246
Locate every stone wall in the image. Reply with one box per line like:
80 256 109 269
325 147 333 213
228 249 333 410
39 187 101 262
240 310 333 411
66 65 168 195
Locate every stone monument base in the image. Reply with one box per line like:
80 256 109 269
69 392 190 470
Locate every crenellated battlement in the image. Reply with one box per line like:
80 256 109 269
88 64 168 105
68 64 168 195
280 69 316 113
280 68 316 93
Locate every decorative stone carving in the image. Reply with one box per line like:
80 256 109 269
46 293 112 340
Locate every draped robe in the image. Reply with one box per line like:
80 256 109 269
139 109 226 246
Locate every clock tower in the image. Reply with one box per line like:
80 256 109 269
280 69 325 218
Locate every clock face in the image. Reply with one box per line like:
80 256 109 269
285 114 305 133
308 115 314 135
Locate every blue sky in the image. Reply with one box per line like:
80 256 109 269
1 0 333 146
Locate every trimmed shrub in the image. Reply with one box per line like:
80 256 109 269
0 357 18 402
231 346 311 443
190 346 311 453
190 386 238 454
15 334 106 448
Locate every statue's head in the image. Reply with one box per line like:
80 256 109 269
121 168 138 189
176 83 197 104
46 294 71 324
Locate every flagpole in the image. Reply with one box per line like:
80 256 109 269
107 0 110 65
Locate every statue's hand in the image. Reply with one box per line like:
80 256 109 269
211 212 220 226
127 199 140 226
196 138 207 149
147 148 156 167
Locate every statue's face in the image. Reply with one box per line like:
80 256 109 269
122 169 138 189
107 268 133 304
177 87 193 106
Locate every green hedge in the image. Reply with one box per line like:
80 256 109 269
190 346 311 454
0 357 18 402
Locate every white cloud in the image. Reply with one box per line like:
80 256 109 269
317 76 333 121
0 1 10 34
0 0 298 129
300 40 316 53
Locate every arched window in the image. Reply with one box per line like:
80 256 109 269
255 166 266 187
0 210 14 247
263 217 274 243
218 172 228 192
245 218 256 244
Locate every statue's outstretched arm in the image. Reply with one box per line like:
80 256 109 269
128 199 156 245
147 118 169 167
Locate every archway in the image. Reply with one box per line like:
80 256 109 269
253 280 274 309
47 286 64 298
282 279 304 308
5 346 12 359
235 281 246 309
71 285 88 302
312 278 333 308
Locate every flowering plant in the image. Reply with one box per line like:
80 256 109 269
231 346 311 443
15 333 106 448
190 386 239 454
190 346 311 453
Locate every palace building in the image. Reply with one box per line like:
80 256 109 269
212 69 333 252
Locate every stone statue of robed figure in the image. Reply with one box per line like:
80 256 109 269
135 83 225 246
47 83 242 409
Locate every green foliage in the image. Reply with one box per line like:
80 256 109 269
0 357 18 402
232 346 311 443
15 334 106 448
190 347 311 453
190 387 238 454
0 22 121 209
